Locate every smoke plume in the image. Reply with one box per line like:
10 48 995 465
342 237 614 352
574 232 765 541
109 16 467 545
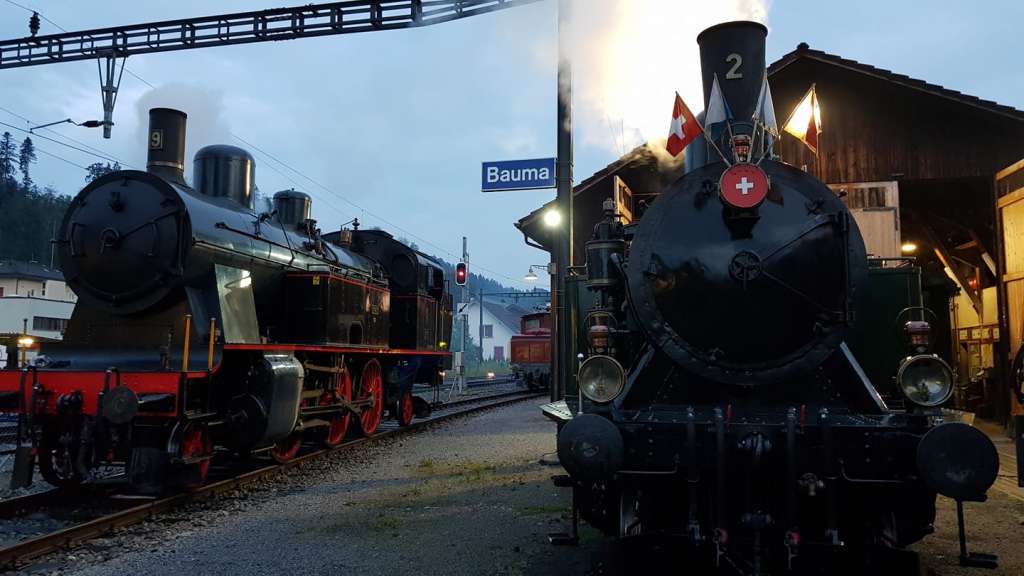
553 0 770 154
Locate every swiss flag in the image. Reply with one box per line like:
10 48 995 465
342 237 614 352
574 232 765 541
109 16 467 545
666 92 701 157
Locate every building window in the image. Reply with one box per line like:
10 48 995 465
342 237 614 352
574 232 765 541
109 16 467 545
482 324 493 338
33 316 67 332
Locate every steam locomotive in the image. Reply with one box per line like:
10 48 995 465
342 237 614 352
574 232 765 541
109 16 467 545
0 108 452 492
551 22 1001 573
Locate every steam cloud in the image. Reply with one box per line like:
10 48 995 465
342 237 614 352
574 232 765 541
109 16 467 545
553 0 770 154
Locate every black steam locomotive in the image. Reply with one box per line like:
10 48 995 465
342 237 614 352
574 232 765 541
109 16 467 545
552 22 1000 573
1 108 452 492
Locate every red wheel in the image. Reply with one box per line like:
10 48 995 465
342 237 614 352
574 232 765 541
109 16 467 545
270 433 302 463
396 391 414 427
179 423 213 489
321 368 352 447
357 359 384 435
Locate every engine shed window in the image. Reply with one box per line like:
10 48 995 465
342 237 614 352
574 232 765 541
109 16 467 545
524 318 541 331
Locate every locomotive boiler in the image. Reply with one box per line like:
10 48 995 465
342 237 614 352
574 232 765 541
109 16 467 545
0 108 452 492
551 22 1001 573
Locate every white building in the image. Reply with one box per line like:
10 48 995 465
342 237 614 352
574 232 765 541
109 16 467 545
0 262 77 367
457 300 530 361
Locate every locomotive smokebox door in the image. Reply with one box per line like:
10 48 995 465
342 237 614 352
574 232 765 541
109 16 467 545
625 160 867 386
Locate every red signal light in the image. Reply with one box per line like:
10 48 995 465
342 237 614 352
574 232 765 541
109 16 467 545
455 262 467 286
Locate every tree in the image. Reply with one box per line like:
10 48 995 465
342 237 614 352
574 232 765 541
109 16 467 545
0 132 16 191
85 161 121 183
18 137 37 190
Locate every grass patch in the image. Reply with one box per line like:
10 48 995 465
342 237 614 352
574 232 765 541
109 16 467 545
369 515 401 533
417 458 435 471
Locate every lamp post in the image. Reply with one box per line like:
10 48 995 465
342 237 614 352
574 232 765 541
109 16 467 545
17 318 33 368
523 264 552 282
553 0 573 403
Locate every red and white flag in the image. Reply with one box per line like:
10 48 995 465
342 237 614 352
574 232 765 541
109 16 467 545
783 84 821 155
666 92 701 157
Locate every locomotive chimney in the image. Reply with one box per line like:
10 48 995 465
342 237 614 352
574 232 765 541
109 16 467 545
146 108 187 185
685 21 770 172
696 21 768 121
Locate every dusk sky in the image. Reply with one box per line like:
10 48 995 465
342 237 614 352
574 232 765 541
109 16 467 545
1 0 1021 289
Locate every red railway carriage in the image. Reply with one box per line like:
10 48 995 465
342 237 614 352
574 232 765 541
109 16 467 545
510 310 550 391
0 108 452 492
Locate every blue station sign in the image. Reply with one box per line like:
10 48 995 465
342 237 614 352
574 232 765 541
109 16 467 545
481 157 557 192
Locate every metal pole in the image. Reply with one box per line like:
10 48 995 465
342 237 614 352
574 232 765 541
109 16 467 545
479 287 485 364
553 0 574 402
20 318 27 368
461 236 468 392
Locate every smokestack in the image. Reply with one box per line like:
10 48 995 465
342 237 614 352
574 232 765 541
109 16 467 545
686 21 770 171
696 21 768 122
147 108 187 184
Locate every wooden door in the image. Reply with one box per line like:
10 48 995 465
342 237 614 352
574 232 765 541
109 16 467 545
998 159 1024 418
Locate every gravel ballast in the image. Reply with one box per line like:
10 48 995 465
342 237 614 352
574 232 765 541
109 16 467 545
29 399 593 576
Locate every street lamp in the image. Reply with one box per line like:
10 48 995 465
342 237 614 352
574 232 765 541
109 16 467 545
524 264 552 282
543 209 562 228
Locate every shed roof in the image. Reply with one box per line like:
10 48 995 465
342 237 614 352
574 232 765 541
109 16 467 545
0 261 63 282
769 43 1024 122
480 300 530 333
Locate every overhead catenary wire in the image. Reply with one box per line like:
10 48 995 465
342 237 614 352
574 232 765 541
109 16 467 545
3 0 67 32
0 106 131 166
0 119 129 167
229 132 533 288
34 146 89 171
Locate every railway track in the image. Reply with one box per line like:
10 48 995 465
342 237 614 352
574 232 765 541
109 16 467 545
0 385 542 570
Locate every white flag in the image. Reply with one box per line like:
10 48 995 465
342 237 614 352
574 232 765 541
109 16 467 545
704 74 732 127
752 72 779 137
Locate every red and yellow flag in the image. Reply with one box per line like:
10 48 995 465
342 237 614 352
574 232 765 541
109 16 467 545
783 85 821 155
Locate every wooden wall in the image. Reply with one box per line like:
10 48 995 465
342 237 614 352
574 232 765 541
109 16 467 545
770 58 1024 185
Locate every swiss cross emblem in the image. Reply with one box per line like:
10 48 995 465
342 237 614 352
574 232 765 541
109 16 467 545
719 163 769 209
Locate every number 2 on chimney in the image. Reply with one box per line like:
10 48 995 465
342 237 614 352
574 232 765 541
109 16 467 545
725 53 743 79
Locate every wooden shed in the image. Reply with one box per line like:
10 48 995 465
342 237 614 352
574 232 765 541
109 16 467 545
769 43 1024 423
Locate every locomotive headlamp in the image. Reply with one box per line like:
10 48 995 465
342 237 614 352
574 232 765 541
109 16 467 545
897 354 953 407
578 355 625 403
